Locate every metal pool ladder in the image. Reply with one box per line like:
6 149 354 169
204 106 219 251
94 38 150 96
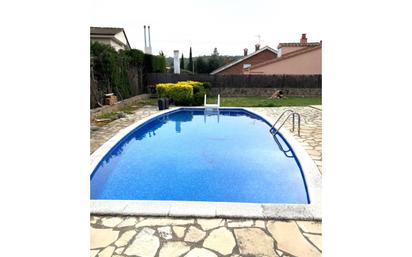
270 109 301 137
204 94 220 110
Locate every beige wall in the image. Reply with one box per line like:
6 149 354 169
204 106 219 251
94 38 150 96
110 40 124 51
250 47 322 75
114 32 128 47
91 38 111 45
91 38 126 51
279 46 306 55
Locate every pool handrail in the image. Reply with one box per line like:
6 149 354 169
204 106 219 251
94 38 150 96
270 110 301 137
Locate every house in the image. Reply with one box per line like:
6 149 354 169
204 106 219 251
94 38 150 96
210 45 278 75
90 27 131 51
248 34 321 75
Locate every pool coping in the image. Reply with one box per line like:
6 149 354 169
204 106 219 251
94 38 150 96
90 107 322 220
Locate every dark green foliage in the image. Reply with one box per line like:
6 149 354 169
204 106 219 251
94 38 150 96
91 42 166 102
195 57 208 73
188 47 193 73
192 83 208 106
143 53 166 73
151 55 166 72
124 49 144 67
180 53 185 70
91 42 131 99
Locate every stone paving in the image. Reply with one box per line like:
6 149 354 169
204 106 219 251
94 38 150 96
91 216 322 257
252 106 322 173
90 106 159 154
90 104 322 257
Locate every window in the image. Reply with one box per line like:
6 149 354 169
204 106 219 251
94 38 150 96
243 64 251 69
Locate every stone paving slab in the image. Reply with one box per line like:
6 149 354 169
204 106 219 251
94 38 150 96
90 216 322 257
90 104 323 256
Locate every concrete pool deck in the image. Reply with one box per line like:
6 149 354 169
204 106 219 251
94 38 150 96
90 105 323 257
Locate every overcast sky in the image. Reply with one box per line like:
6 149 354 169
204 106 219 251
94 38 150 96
90 0 323 57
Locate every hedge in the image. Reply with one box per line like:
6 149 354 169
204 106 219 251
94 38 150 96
156 80 209 106
91 42 166 101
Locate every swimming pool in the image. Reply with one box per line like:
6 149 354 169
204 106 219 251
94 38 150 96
91 108 310 204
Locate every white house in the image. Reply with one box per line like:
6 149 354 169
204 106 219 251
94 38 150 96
90 27 131 51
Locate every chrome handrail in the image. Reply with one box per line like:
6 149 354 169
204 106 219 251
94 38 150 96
273 133 294 158
270 110 301 137
270 109 294 132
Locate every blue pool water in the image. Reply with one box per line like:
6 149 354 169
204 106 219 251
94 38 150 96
91 108 309 204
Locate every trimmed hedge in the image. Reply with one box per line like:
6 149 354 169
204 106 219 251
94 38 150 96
90 42 166 102
156 81 209 106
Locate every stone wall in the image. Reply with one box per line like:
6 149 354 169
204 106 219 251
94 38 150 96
90 94 150 121
210 87 321 97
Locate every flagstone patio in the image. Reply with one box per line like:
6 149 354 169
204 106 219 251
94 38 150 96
91 216 321 257
90 104 322 257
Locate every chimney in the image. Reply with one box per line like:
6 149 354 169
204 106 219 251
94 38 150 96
148 26 152 48
243 48 248 56
143 25 147 48
300 33 307 44
173 50 180 74
255 43 260 51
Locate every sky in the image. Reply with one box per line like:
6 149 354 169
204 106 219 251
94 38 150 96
90 0 323 57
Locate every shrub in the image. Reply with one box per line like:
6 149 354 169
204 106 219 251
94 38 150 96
169 84 193 105
156 83 193 105
192 83 207 106
91 42 166 104
156 83 174 98
156 80 208 106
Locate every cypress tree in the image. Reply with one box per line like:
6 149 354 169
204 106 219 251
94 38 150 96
180 53 185 70
188 47 193 73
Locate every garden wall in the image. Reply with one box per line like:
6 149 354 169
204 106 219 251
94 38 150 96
90 93 150 121
146 73 322 97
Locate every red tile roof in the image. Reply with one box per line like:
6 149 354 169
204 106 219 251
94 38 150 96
278 42 321 48
251 45 322 70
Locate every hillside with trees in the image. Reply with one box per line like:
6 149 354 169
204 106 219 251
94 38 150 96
167 47 241 74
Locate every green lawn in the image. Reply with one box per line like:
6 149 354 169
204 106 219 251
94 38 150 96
206 96 321 107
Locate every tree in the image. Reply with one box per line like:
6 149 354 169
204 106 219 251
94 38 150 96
180 53 185 70
188 47 193 72
212 47 219 56
208 47 223 72
195 57 208 73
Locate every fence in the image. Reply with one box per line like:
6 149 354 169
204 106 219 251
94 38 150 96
146 73 321 96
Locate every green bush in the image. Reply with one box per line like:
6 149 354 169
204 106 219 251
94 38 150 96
156 83 174 98
91 42 132 99
169 84 193 105
156 81 209 106
91 42 166 102
144 54 166 73
156 83 193 105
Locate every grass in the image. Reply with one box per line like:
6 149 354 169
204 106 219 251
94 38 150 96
95 112 117 120
94 96 320 121
94 99 158 121
206 96 321 107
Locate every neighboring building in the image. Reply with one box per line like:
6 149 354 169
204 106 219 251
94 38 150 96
90 27 131 51
210 45 278 75
211 34 321 75
249 34 322 75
